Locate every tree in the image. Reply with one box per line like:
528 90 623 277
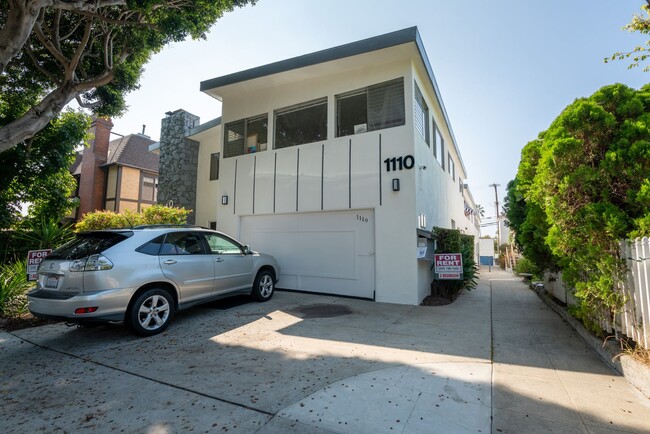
475 204 485 218
607 1 650 71
510 83 650 324
0 109 90 228
0 0 254 153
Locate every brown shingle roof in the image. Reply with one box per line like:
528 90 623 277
104 134 159 173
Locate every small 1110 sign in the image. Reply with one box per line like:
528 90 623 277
384 155 415 172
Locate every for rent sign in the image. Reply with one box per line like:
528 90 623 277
27 249 52 281
434 253 463 280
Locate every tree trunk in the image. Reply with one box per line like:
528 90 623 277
0 1 41 74
0 83 77 153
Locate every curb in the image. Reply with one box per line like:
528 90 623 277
531 283 650 399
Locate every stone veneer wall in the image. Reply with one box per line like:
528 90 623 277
158 110 200 224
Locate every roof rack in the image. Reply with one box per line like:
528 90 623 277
131 224 204 229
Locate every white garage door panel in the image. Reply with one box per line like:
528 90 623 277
241 210 374 299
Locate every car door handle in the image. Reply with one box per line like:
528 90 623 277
163 259 177 265
215 258 224 263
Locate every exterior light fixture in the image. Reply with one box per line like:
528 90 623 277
392 178 400 192
221 195 228 205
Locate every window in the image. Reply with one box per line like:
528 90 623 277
224 115 268 158
459 177 464 194
275 98 327 149
160 232 206 255
433 122 444 168
204 233 242 255
141 175 158 202
451 219 456 230
414 82 429 144
448 153 455 181
209 153 220 180
336 78 405 138
208 221 217 230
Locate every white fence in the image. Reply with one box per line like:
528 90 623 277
543 238 650 350
620 237 650 349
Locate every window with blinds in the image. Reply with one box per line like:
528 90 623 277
433 123 444 169
336 78 405 138
224 115 268 158
414 82 429 145
448 153 455 181
275 98 327 149
209 152 220 180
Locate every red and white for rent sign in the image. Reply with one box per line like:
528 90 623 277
434 253 463 280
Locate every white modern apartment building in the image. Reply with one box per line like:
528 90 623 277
177 27 479 305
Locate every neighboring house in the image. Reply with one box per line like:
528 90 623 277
70 117 159 221
160 27 480 305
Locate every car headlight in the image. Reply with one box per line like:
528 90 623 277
69 254 114 272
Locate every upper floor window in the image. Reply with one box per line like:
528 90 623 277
448 153 456 181
336 78 405 138
433 124 444 168
275 98 327 149
414 82 429 145
224 115 268 158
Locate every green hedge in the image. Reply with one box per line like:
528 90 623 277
430 227 478 300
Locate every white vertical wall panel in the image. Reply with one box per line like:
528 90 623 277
350 135 380 209
234 156 254 216
323 138 350 210
274 147 298 214
297 145 323 212
253 151 275 215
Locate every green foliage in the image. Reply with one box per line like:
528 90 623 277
0 110 90 228
430 227 478 300
508 83 650 328
0 260 31 317
0 1 255 151
14 218 75 251
607 4 650 71
75 205 191 231
514 257 541 279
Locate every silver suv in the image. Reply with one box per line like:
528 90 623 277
28 225 280 336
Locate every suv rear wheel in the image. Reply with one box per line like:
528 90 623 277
126 288 174 336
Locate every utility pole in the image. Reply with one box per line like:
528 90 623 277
489 183 500 248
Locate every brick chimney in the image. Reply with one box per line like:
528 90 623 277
78 116 113 217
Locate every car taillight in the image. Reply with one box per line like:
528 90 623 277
69 254 114 272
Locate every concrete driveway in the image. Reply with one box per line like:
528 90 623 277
2 268 649 433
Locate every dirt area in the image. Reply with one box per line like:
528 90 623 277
420 295 452 306
0 313 59 332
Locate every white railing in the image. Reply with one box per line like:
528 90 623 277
620 237 650 349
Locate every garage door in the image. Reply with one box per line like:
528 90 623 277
240 210 374 299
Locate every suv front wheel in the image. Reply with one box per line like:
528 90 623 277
126 288 175 336
251 270 275 301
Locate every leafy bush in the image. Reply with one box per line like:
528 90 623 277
0 260 31 317
430 227 478 300
15 218 75 250
75 205 191 231
514 257 541 279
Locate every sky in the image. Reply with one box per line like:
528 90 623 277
107 0 650 236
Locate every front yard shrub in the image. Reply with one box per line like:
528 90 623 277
0 260 31 317
430 227 478 300
75 205 191 231
514 257 541 279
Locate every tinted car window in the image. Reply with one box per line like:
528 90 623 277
160 232 206 255
48 231 132 260
136 235 165 255
204 233 242 254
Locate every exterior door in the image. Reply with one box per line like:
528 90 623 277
159 231 215 303
203 232 254 294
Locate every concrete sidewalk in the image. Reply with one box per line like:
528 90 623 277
1 267 649 433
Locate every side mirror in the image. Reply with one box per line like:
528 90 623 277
243 245 251 255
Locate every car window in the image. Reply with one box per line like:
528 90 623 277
160 232 207 255
204 233 242 255
48 231 132 260
136 235 165 255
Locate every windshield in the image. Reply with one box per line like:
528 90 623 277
47 231 132 260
